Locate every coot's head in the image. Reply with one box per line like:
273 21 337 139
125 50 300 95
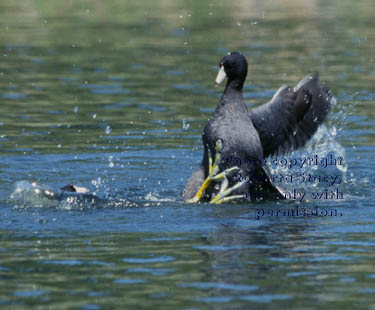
215 52 248 88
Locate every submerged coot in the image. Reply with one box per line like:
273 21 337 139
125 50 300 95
183 51 332 203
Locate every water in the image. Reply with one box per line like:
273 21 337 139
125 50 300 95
0 0 374 309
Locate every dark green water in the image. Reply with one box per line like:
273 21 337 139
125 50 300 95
0 0 374 309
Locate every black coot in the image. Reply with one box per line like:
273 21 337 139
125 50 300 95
183 51 332 203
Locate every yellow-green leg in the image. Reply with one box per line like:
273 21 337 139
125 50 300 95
185 140 223 203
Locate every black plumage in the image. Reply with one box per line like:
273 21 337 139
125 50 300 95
183 51 332 202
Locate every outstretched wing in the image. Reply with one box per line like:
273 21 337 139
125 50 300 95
249 72 332 158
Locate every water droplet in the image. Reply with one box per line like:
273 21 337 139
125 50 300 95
182 119 190 130
92 114 97 119
331 127 337 136
57 144 62 148
108 156 114 168
105 126 111 134
73 106 78 113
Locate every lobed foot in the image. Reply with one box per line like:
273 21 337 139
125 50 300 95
209 177 246 204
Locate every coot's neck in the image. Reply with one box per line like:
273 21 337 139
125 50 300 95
218 78 246 109
224 78 245 93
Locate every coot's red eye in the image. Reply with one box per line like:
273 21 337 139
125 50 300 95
219 62 223 67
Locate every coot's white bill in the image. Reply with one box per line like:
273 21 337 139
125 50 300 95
73 186 90 193
215 66 227 86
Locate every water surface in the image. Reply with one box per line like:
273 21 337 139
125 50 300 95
0 0 374 309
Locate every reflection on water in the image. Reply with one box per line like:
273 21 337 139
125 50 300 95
0 0 374 308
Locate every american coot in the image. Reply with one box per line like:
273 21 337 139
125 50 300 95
183 51 332 204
